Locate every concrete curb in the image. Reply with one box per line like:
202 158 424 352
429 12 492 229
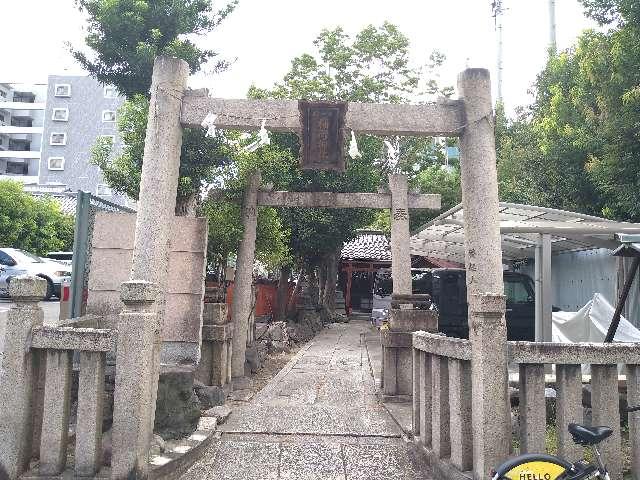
148 417 219 480
20 417 220 480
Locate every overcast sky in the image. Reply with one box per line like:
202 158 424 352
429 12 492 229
2 0 597 113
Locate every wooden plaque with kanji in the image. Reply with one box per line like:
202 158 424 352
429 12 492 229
298 101 347 172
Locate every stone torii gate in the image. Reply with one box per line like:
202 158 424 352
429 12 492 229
112 56 507 479
217 174 441 378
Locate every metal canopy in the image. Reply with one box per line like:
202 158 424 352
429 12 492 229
410 202 640 264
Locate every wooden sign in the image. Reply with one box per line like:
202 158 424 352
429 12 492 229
298 101 347 172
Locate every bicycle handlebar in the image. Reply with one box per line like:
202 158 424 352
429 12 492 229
627 405 640 413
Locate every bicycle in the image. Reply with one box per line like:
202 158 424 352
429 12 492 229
492 405 640 480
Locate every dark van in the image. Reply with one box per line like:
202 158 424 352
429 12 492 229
431 268 535 341
372 268 536 341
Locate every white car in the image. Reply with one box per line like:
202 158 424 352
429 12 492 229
0 248 72 300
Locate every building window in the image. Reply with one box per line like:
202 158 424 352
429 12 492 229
6 160 28 175
52 108 69 121
0 90 6 98
0 113 5 124
50 133 67 145
104 85 118 98
54 84 71 97
102 110 116 122
48 157 65 170
96 184 112 196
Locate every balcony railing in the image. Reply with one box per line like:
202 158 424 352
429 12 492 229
11 119 33 127
8 143 31 151
12 94 36 103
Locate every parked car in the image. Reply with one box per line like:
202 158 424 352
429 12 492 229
0 248 72 300
371 267 538 341
45 251 73 266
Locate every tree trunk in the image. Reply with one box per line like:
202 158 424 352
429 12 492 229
323 251 338 314
174 192 198 216
287 268 305 316
275 266 291 322
307 267 320 308
318 260 327 307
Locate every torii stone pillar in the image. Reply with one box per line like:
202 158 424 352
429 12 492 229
389 173 412 295
458 68 509 479
382 173 437 397
111 56 188 479
230 170 261 378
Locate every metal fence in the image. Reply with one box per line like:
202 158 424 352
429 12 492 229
70 191 135 318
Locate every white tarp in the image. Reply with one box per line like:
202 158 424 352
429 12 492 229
552 293 640 343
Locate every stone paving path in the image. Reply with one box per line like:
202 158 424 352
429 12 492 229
180 319 431 480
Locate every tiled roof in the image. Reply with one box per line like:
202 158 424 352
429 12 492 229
341 230 391 261
29 192 77 215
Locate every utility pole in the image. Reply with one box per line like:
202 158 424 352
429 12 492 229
549 0 557 52
492 1 505 103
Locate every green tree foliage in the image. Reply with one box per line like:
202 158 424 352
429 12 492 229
497 1 640 221
201 141 293 270
71 0 237 98
579 0 640 26
248 23 453 266
91 95 232 204
0 180 74 256
75 0 239 214
411 165 461 230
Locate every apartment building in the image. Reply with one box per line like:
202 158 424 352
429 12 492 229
0 82 46 182
39 75 129 204
1 76 131 206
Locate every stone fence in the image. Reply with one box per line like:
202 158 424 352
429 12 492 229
0 276 111 479
412 331 640 480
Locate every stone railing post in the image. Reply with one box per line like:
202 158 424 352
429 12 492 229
458 68 510 479
111 281 160 479
432 355 451 458
627 364 640 479
519 363 546 453
556 364 582 461
449 358 473 471
592 364 622 480
419 351 433 447
412 347 421 437
231 170 261 378
0 275 46 479
388 173 411 295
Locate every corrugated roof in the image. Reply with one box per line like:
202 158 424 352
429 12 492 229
341 230 391 261
411 202 640 264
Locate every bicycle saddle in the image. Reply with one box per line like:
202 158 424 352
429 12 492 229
568 423 613 445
